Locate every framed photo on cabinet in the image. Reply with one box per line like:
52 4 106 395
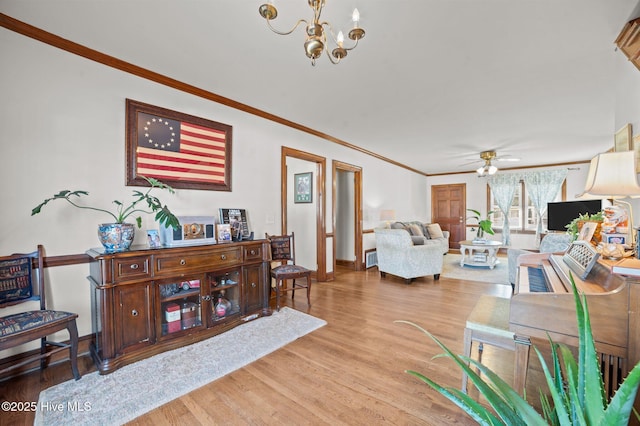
294 172 313 203
218 208 250 239
216 224 232 243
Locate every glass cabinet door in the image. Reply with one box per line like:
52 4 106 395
157 277 203 338
207 269 240 324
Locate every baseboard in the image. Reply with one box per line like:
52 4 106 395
336 259 356 269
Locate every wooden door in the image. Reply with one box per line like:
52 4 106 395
432 184 466 250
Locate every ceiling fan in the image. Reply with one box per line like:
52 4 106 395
472 150 520 176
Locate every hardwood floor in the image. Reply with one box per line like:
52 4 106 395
2 266 556 425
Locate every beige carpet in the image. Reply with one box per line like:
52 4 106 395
34 308 326 426
441 253 510 286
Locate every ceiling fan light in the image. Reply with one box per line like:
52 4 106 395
488 165 498 175
476 165 486 176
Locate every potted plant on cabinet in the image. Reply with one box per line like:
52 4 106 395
31 176 180 252
467 209 495 242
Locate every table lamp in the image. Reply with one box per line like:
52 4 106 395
577 150 640 250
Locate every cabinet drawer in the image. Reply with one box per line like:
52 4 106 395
114 256 151 282
154 247 242 275
244 244 263 261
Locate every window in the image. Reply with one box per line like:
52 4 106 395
489 181 565 233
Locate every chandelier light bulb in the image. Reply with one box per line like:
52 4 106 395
352 8 360 25
337 31 344 47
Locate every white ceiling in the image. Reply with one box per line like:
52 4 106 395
3 0 640 174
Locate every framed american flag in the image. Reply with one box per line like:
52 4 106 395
126 99 232 191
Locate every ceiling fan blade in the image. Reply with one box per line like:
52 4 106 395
460 159 482 167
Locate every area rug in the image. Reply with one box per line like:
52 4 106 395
441 253 510 286
34 307 326 426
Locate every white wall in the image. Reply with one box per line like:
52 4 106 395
0 27 429 349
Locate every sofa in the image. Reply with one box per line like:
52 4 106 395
374 228 444 284
507 233 573 287
387 221 450 254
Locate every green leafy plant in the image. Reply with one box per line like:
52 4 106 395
396 276 640 425
566 211 605 241
31 176 180 230
467 209 495 236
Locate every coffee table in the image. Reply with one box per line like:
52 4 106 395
459 240 502 269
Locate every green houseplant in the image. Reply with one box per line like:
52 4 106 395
467 209 495 241
396 276 640 425
32 176 180 252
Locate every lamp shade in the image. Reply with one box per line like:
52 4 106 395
578 151 640 199
379 209 396 221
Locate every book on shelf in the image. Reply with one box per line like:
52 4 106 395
473 253 487 262
609 257 640 276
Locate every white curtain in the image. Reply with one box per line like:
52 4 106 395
488 173 521 246
524 169 568 247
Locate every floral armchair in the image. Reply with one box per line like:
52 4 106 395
374 228 444 284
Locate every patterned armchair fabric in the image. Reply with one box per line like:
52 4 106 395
375 228 444 283
507 233 572 285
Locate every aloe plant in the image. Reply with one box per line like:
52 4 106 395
31 176 180 230
397 275 640 425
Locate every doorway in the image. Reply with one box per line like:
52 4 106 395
332 161 363 273
431 183 466 250
281 147 327 281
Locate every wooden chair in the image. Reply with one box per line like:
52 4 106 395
0 245 80 380
265 233 312 311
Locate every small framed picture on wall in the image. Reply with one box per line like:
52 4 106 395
294 172 313 203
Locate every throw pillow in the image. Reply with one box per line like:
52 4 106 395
407 224 424 237
426 223 445 239
411 236 425 245
390 222 406 230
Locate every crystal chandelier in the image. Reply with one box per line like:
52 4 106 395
258 1 365 66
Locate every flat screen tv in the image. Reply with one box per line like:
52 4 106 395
546 199 602 232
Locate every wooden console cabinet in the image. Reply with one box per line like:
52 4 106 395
87 240 271 374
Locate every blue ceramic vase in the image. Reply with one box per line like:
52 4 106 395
98 223 135 252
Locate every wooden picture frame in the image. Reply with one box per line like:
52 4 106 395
614 123 632 152
294 172 313 203
126 99 232 191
